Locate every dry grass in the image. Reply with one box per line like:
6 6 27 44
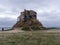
0 31 60 45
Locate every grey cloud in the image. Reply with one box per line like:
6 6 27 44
0 18 17 27
0 8 5 12
0 0 60 27
37 12 60 27
41 20 60 28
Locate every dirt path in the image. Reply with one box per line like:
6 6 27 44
0 29 24 33
0 29 60 33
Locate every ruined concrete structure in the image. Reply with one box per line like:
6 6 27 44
13 9 44 29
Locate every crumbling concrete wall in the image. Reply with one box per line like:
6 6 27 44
13 9 44 30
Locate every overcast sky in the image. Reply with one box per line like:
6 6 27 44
0 0 60 27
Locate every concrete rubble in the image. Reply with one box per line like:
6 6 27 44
13 9 44 30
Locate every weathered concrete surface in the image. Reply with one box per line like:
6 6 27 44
13 9 44 29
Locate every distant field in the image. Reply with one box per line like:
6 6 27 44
0 30 60 45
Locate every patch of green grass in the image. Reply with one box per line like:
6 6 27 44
31 26 41 30
22 27 31 31
0 32 60 45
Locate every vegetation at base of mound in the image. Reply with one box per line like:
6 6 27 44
21 26 47 31
22 27 31 31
